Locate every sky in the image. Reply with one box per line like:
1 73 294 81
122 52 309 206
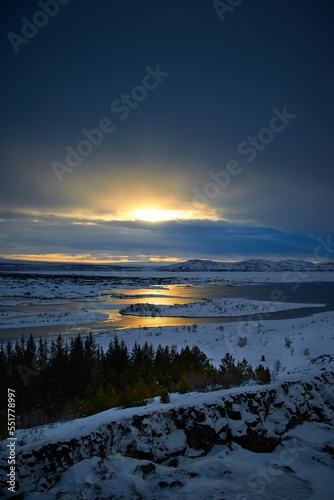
0 0 333 263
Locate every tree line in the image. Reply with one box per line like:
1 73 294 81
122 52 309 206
0 333 270 435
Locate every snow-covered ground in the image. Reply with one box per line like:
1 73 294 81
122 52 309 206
25 424 334 500
120 298 325 317
1 269 333 372
0 271 333 302
1 267 334 498
0 309 108 329
2 356 333 499
97 310 334 375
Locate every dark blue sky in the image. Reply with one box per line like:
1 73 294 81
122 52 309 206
0 0 333 262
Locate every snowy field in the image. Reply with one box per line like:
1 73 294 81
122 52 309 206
0 267 333 382
4 356 334 499
120 297 325 317
97 310 334 375
1 267 334 498
0 309 108 329
0 271 334 301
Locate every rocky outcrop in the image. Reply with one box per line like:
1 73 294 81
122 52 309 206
1 356 333 497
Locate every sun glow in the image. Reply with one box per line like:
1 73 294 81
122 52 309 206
132 208 186 222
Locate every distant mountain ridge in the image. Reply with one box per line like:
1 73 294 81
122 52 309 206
156 258 334 272
1 257 333 273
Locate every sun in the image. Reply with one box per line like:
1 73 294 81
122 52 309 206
133 208 183 222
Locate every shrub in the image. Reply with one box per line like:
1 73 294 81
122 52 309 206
237 336 248 347
284 337 292 348
160 388 170 404
303 347 310 358
271 359 281 381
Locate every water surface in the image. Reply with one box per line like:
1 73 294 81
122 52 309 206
1 282 333 341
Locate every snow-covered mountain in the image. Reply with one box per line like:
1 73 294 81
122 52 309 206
156 258 334 272
1 355 333 498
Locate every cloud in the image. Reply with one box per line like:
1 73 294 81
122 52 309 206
0 211 321 262
193 158 333 234
0 0 333 258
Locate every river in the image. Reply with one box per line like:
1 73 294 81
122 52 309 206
0 281 333 341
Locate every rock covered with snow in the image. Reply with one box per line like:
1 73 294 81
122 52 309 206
1 355 333 497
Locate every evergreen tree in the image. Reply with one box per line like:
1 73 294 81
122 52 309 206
155 345 173 388
1 331 273 426
219 353 240 387
254 364 271 384
69 335 85 398
219 353 236 373
121 377 151 407
178 375 190 394
236 358 254 383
